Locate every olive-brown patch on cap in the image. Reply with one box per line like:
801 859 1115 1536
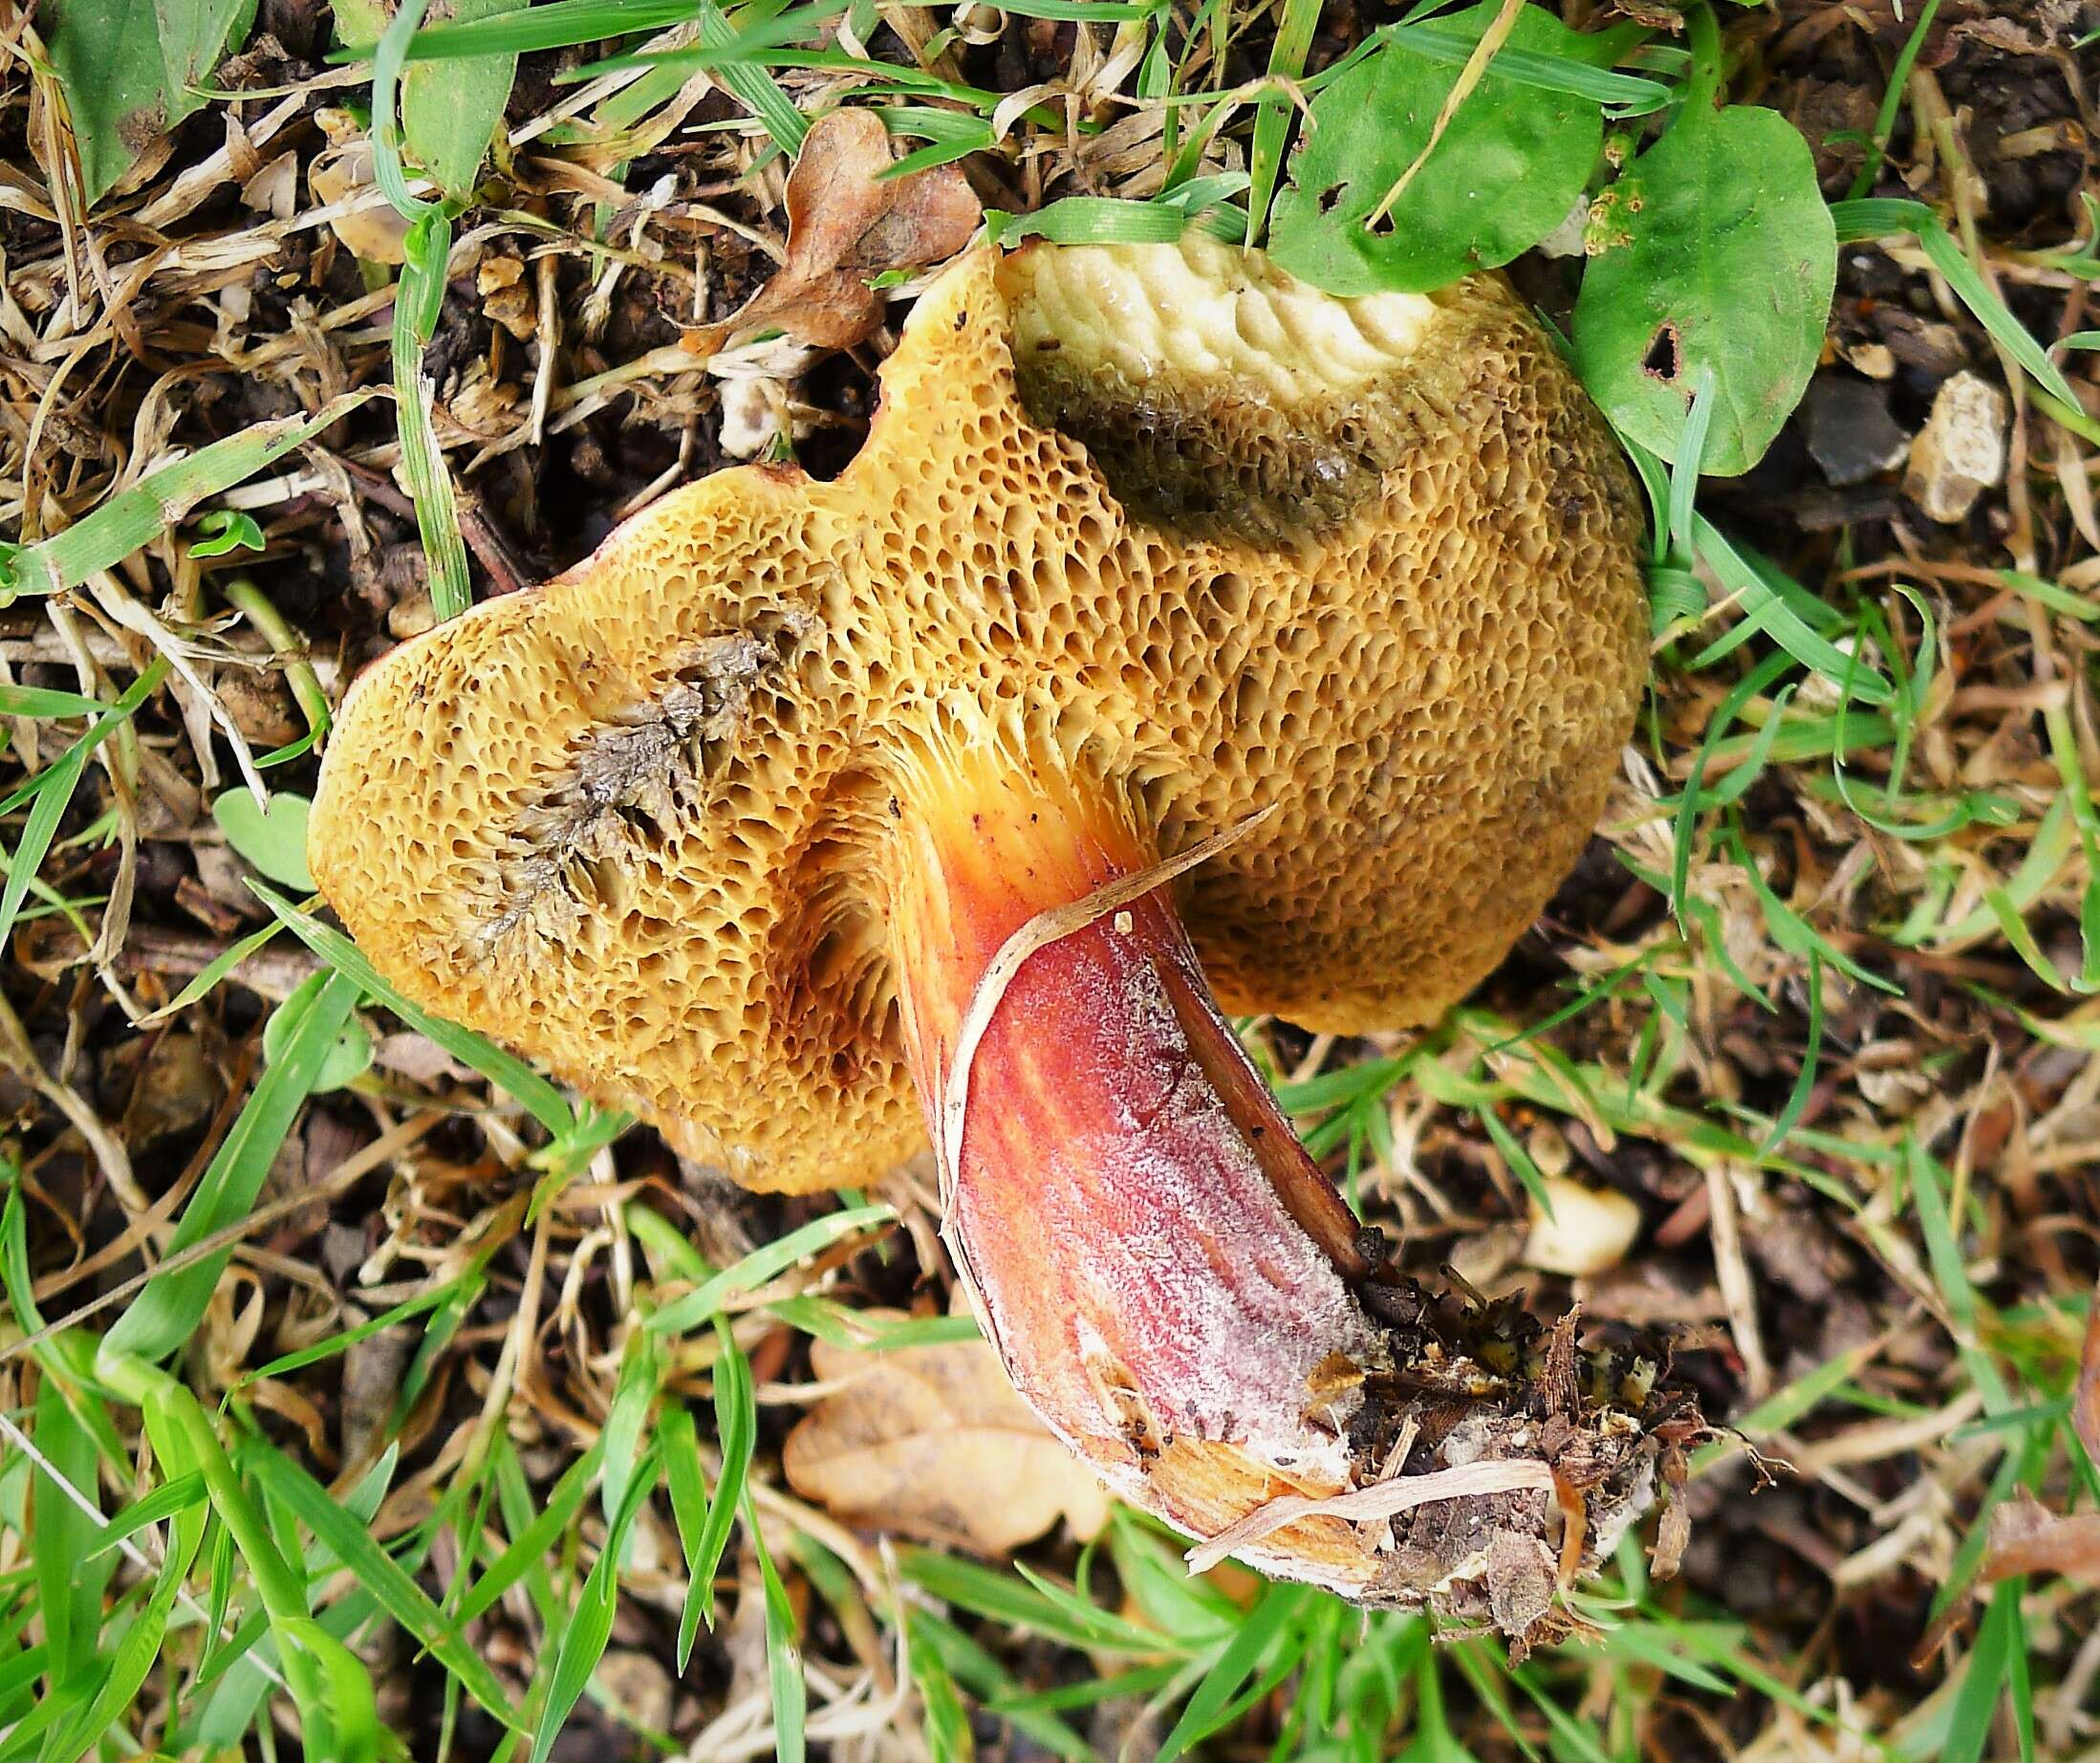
1002 236 1453 546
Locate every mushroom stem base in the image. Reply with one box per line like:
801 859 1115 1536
881 741 1708 1635
884 741 1400 1586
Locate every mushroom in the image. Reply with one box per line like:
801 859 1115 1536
311 235 1699 1640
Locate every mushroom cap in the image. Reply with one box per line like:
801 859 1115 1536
310 236 1645 1193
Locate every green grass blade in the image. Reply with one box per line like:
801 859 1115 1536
528 1455 658 1763
900 1551 1173 1655
1916 220 2087 412
1843 0 1942 199
1942 1578 2019 1763
0 686 115 718
279 1617 383 1763
907 1608 973 1763
646 1206 894 1335
46 1500 206 1763
393 212 474 622
660 1409 715 1670
0 659 171 951
100 969 361 1366
1158 1584 1313 1763
1247 0 1318 245
598 1328 664 1526
1391 17 1666 108
446 1440 605 1636
744 1485 807 1763
86 1472 207 1558
1754 948 1824 1156
31 1377 112 1694
1690 1336 1885 1476
694 0 808 152
227 1275 467 1393
676 1322 757 1638
245 1439 526 1731
405 0 692 54
252 884 575 1137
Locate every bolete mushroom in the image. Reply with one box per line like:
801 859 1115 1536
312 234 1699 1641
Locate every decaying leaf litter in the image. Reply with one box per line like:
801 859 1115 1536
0 0 2096 1758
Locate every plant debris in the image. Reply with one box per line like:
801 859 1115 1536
683 107 983 358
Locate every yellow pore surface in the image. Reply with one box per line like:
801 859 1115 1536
310 237 1647 1194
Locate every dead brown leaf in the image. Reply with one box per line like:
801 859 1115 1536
685 109 981 357
1982 1492 2100 1583
782 1313 1110 1555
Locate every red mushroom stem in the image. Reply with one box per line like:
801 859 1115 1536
884 735 1395 1569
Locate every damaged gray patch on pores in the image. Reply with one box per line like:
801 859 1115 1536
481 615 816 947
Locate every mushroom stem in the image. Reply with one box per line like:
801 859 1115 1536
885 737 1397 1587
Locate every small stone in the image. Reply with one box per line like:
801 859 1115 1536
1904 371 2007 523
1875 311 1969 380
1535 195 1590 260
1524 1176 1643 1277
309 141 409 267
388 590 436 641
1802 375 1910 487
1836 339 1896 381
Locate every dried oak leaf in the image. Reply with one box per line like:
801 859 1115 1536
1983 1492 2100 1584
783 1315 1111 1555
686 108 982 358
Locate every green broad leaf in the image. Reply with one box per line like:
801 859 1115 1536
47 0 258 202
187 509 266 559
262 970 374 1094
1573 101 1835 474
157 0 257 98
211 789 315 892
337 0 526 202
1268 2 1603 295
